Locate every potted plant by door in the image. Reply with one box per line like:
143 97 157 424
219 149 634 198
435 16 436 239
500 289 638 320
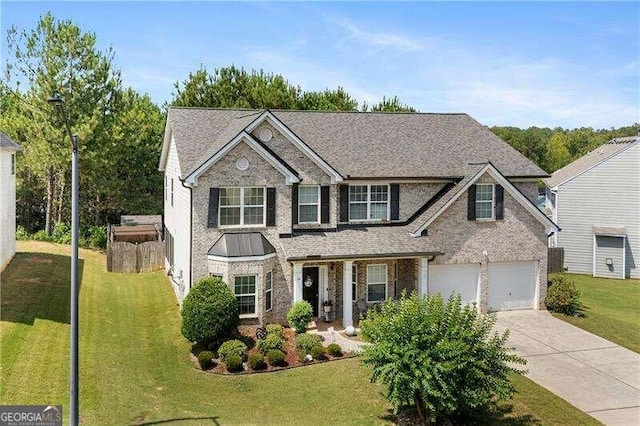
322 300 333 322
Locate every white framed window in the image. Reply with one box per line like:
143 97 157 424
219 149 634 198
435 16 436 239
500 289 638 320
265 271 273 312
234 275 257 316
298 185 320 224
349 184 389 221
352 264 358 302
475 184 494 220
219 187 265 227
367 264 387 303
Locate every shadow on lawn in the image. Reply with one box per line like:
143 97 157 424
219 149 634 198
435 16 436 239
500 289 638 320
132 416 220 425
379 402 540 425
0 251 84 325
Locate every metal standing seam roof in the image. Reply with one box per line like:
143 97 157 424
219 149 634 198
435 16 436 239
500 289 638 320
208 232 277 258
0 132 22 150
165 107 549 179
545 137 640 188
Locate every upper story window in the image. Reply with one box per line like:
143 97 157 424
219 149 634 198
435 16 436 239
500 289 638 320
298 185 320 224
475 184 494 220
219 187 265 227
349 184 389 221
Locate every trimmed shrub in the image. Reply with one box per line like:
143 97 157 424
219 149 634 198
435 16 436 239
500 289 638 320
311 344 325 360
267 349 285 367
546 275 581 315
181 277 239 344
197 351 215 370
257 333 284 355
265 323 285 339
225 355 243 373
295 333 322 355
287 301 313 333
248 353 266 370
327 343 342 357
218 339 247 362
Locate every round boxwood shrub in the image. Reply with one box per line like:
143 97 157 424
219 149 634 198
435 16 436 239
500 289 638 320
267 349 286 367
218 339 248 363
248 353 266 370
327 343 342 357
311 344 325 360
266 323 285 338
546 275 581 315
225 355 243 373
295 333 322 355
257 333 284 355
181 277 239 344
287 301 313 333
197 350 215 370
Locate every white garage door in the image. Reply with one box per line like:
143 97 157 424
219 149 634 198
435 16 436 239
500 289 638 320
488 261 537 311
428 264 480 306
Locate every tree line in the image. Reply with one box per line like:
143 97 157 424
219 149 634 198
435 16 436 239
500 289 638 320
2 13 636 237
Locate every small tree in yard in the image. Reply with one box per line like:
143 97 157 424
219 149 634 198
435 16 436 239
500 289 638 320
287 300 313 333
360 291 526 424
181 277 239 344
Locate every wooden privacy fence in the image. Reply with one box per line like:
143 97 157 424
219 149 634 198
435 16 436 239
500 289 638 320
548 247 565 273
107 240 165 273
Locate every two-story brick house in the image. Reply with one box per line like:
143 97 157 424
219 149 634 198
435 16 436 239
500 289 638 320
159 108 558 327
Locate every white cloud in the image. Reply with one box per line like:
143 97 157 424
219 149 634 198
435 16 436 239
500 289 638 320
331 17 424 53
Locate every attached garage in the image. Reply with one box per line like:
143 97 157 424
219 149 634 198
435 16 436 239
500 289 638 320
488 261 537 311
428 264 480 306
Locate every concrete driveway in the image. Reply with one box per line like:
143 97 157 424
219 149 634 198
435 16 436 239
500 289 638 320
495 310 640 425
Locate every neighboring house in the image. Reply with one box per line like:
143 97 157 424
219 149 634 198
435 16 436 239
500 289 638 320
545 136 639 279
159 108 558 326
0 132 22 271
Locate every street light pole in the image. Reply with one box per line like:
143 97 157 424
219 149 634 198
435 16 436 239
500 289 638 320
47 93 79 426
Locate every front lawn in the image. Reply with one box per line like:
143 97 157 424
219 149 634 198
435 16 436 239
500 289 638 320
550 273 640 353
1 242 598 425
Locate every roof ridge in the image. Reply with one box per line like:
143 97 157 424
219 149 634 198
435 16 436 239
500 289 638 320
168 106 469 116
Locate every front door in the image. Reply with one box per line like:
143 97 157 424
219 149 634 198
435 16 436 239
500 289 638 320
302 267 319 317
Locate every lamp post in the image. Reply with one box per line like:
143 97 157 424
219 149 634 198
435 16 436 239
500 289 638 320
47 93 79 426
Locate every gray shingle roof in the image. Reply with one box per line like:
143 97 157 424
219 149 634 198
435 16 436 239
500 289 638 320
208 232 276 258
545 137 639 188
0 132 22 150
166 107 548 179
279 226 441 261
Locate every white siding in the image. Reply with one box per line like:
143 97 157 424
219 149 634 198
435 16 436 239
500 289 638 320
0 149 17 270
163 134 192 300
556 143 640 278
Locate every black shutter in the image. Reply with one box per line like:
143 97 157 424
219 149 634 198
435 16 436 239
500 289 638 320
207 187 219 228
321 186 330 224
291 185 299 225
390 184 400 221
266 187 276 226
339 185 349 222
467 184 476 221
495 184 504 220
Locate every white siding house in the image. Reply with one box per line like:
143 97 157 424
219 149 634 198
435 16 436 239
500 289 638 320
545 137 640 279
0 132 22 271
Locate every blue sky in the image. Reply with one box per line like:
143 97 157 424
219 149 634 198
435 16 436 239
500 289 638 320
2 1 638 128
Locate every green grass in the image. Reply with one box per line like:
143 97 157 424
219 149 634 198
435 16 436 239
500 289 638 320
550 273 640 353
1 242 598 425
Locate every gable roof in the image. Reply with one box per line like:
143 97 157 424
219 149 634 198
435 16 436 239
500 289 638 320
0 132 22 151
545 136 640 189
162 107 548 179
411 162 560 236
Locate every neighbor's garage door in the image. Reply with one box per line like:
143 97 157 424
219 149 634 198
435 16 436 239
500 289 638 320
488 261 537 311
428 264 480 306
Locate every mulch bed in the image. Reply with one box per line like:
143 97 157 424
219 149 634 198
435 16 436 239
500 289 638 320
191 325 352 375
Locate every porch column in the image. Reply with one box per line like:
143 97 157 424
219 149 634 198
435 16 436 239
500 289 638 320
343 260 353 328
293 262 303 303
418 257 429 297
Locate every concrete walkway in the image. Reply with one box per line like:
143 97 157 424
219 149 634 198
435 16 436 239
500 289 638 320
312 326 366 353
495 310 640 425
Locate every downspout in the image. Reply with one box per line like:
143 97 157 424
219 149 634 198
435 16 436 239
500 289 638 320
180 177 193 293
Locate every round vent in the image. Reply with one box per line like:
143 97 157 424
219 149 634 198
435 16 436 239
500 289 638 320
259 128 273 142
235 157 249 171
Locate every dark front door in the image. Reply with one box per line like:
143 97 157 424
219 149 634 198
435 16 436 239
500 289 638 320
302 267 319 317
